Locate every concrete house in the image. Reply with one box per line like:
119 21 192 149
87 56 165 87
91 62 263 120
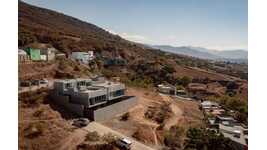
25 48 41 61
219 124 248 150
40 48 56 61
88 51 94 61
51 77 137 121
201 101 219 110
208 115 236 127
158 84 177 95
71 51 94 64
18 49 31 63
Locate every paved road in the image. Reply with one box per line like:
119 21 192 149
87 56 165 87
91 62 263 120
84 122 155 150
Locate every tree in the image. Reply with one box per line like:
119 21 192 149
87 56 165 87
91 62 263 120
180 76 192 87
120 112 130 121
184 128 239 150
164 125 185 149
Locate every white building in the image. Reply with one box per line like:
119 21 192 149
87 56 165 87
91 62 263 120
201 101 219 109
71 51 94 64
219 124 248 149
157 84 176 95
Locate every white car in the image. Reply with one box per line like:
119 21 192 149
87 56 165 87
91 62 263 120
116 138 132 150
39 79 49 84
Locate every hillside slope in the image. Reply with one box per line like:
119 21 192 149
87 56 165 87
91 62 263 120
19 1 246 84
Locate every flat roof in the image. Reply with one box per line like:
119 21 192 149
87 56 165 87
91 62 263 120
55 78 92 83
217 115 235 121
93 80 123 87
219 124 247 146
78 86 106 94
201 101 219 106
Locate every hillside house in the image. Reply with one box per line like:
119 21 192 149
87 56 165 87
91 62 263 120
158 84 177 95
208 115 236 128
103 57 127 66
88 51 94 61
51 77 137 121
219 124 248 150
25 48 41 61
201 101 219 110
18 49 31 63
71 51 94 64
56 53 66 59
40 48 56 61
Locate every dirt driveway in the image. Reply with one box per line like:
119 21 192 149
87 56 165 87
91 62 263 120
84 122 155 150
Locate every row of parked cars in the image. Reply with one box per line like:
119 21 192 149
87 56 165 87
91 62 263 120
19 79 49 87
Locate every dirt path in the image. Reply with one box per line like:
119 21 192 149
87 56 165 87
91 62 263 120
160 94 183 130
53 122 156 150
152 126 158 146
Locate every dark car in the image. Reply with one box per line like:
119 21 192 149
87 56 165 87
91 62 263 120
72 118 90 127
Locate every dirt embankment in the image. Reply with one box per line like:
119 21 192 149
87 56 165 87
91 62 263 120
103 87 205 148
19 58 92 81
19 89 77 150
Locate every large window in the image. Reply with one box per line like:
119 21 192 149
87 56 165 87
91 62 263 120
77 81 86 86
111 89 125 97
89 95 107 105
65 83 73 88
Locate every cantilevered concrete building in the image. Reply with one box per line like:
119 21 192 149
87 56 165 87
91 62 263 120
51 77 137 121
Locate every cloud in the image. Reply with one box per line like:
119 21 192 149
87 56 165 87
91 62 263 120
104 28 151 44
105 29 118 35
120 32 150 43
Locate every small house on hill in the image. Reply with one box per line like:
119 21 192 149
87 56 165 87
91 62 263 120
40 48 56 61
18 49 31 63
71 51 94 64
158 84 176 95
25 48 41 61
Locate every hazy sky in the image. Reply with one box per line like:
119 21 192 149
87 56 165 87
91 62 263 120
23 0 248 50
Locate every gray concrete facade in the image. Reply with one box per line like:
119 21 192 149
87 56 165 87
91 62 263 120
51 92 84 116
90 96 137 121
51 78 137 121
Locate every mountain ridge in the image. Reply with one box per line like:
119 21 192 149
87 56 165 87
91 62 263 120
152 45 247 62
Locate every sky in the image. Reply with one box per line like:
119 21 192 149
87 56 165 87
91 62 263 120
23 0 248 50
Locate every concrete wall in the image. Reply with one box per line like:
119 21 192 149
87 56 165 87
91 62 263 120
51 92 84 116
92 97 137 121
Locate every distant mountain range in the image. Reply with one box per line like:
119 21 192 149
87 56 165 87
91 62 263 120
152 45 248 63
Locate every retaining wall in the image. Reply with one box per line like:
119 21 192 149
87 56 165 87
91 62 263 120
92 97 137 121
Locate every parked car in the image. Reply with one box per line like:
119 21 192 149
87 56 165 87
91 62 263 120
31 80 40 86
20 81 31 87
39 79 49 84
72 118 90 127
115 138 132 150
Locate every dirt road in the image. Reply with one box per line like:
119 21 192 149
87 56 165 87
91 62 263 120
54 122 155 150
84 122 155 150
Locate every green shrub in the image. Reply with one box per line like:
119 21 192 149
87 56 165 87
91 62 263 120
185 127 238 150
120 112 130 121
85 131 100 142
164 125 185 148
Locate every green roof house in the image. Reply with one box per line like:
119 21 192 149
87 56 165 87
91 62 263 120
25 48 41 61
